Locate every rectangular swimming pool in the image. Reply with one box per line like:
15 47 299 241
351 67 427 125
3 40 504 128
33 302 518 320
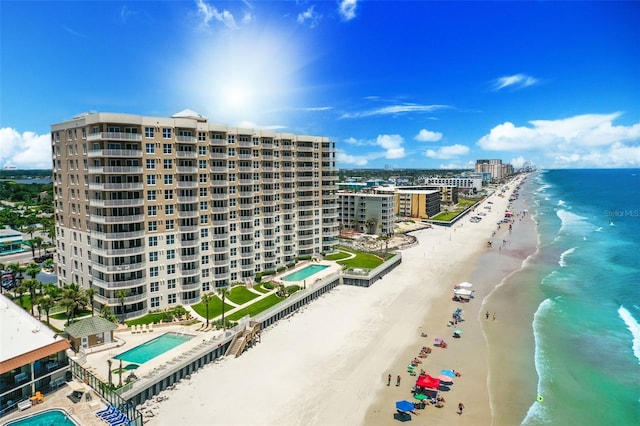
5 408 79 426
282 264 329 282
114 332 191 364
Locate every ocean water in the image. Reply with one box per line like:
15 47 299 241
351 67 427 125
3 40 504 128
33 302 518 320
521 169 640 425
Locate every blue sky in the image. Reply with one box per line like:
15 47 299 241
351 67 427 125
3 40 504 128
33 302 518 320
1 1 639 170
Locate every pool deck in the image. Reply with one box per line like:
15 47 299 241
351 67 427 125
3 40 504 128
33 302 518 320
1 381 108 426
273 261 341 287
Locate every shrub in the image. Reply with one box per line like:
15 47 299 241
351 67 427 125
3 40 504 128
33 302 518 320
263 282 275 290
276 266 286 273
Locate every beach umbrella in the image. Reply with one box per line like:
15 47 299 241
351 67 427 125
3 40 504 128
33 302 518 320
413 394 428 401
453 329 462 335
438 375 454 383
441 369 456 378
395 400 415 413
434 337 443 343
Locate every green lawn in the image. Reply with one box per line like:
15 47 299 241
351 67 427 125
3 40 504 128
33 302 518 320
126 312 166 326
324 251 352 261
226 294 283 321
251 283 271 293
191 297 235 320
335 248 386 270
50 308 92 320
227 286 260 304
432 211 461 221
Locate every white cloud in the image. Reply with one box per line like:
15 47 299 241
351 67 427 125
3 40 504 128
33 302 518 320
478 113 640 168
425 144 469 159
510 156 527 169
0 128 52 169
340 104 449 119
196 0 237 29
337 151 368 166
376 134 405 159
344 137 368 146
338 0 358 21
492 73 539 91
439 161 474 170
415 129 443 142
297 6 321 28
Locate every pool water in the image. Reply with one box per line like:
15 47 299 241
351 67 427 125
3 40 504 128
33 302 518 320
282 264 329 282
114 332 191 364
5 409 79 426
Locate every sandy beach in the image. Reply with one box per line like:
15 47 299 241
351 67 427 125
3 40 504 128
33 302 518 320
149 175 536 426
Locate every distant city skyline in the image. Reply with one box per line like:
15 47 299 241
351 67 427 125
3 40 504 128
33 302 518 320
1 1 638 170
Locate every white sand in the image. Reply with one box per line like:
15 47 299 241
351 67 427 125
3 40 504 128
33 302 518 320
150 182 521 426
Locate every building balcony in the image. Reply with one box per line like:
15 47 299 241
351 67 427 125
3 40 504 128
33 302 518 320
88 166 143 174
211 180 228 187
89 182 143 191
211 207 229 213
94 292 147 306
178 224 199 232
91 230 145 241
210 166 228 172
90 198 144 208
91 245 145 256
90 214 145 224
211 193 228 200
177 196 198 204
177 151 198 159
179 268 199 277
87 132 142 142
91 262 146 274
177 166 198 174
180 281 200 291
210 152 228 160
176 181 197 188
176 135 197 143
238 140 252 147
88 149 143 158
92 277 147 289
179 239 199 247
213 246 229 253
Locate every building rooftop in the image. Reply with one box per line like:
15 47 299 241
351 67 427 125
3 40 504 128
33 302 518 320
65 316 118 338
0 293 70 373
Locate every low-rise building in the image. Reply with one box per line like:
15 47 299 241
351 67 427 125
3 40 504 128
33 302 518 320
0 229 24 256
337 193 396 235
0 294 71 415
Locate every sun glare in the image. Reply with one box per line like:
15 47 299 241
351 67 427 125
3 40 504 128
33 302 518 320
175 24 309 127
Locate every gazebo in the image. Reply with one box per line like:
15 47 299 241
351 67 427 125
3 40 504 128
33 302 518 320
65 317 118 352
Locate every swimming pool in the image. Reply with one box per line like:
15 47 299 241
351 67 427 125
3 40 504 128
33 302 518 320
5 409 79 426
282 264 329 282
114 332 191 364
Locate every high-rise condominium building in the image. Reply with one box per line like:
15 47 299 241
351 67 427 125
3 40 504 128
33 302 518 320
51 110 338 319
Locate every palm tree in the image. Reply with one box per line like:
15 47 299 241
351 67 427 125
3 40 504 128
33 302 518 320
7 262 23 288
217 287 230 329
23 278 40 315
379 234 391 255
25 262 41 280
33 236 44 257
61 283 85 325
84 287 96 316
43 258 54 271
116 289 129 323
15 281 28 308
37 294 54 325
25 240 37 258
201 292 214 328
365 217 378 235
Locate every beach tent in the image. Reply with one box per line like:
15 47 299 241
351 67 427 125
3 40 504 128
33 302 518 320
416 375 441 389
395 400 415 413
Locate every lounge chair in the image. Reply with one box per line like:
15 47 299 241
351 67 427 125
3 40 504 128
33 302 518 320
96 405 116 418
148 323 154 332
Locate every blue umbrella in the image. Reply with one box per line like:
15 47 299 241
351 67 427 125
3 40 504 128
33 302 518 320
441 369 456 378
396 400 415 413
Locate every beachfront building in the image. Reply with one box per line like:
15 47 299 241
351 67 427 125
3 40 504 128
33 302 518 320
425 176 482 194
475 159 514 182
383 189 441 220
337 192 395 235
380 185 459 204
51 110 339 319
0 228 24 256
0 294 71 415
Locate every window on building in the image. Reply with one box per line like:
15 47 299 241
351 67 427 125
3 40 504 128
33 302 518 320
168 294 177 304
166 234 175 245
145 127 155 138
149 266 159 277
164 159 173 169
165 204 174 215
146 159 156 169
163 143 172 154
166 249 175 260
149 251 158 262
167 278 176 289
167 264 176 274
162 128 172 139
147 205 157 216
147 175 156 185
148 236 158 246
164 175 173 185
147 190 157 201
164 189 174 200
148 221 157 232
150 296 160 308
166 219 175 230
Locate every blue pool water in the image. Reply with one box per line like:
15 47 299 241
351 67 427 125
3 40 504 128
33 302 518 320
114 332 191 364
5 409 79 426
282 264 329 282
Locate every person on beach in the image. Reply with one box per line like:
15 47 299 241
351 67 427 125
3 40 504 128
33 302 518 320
485 311 489 319
493 313 496 321
396 375 401 386
458 402 465 415
387 374 391 386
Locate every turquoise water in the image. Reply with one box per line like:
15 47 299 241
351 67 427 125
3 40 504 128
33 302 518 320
520 169 640 425
282 264 329 281
5 409 78 426
114 332 191 364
